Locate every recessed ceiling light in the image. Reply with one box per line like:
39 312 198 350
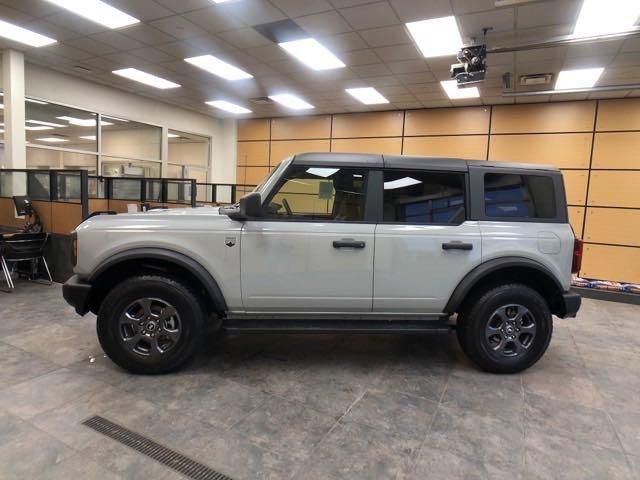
26 98 49 105
306 168 339 178
56 115 110 127
0 129 4 134
573 0 640 37
113 68 180 89
384 177 423 190
268 93 314 110
168 133 180 138
25 126 54 131
211 0 232 3
279 38 345 70
440 80 479 99
43 0 139 29
37 137 68 143
0 104 4 110
27 119 66 128
406 16 463 58
555 67 604 90
345 87 389 105
0 19 56 47
79 135 96 140
206 100 252 114
185 54 252 81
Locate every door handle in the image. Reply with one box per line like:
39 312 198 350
333 240 365 249
442 242 473 251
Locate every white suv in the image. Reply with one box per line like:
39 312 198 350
63 152 582 374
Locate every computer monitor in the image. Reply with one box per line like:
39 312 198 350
13 196 34 216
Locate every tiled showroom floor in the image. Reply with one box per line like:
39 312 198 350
0 281 639 479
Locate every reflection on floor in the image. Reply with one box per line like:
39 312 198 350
0 281 639 479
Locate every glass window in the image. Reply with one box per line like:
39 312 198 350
26 147 97 174
168 130 209 167
25 100 97 152
111 178 142 201
27 172 51 200
102 118 161 160
484 173 556 218
265 166 367 221
55 172 82 202
101 157 161 178
383 170 465 224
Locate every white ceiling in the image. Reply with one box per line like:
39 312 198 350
0 0 639 118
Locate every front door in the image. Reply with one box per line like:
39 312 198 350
373 169 482 313
241 164 375 312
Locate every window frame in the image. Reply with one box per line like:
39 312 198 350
377 168 469 226
258 163 377 224
468 166 568 223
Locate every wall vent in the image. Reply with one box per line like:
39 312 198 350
519 73 553 86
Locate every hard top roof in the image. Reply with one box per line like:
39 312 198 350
291 152 560 172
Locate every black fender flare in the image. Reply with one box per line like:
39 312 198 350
88 247 227 312
444 256 564 314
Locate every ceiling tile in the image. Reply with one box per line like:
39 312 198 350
0 3 34 23
155 40 209 59
22 19 82 42
566 40 624 59
45 43 94 61
216 0 287 26
149 16 208 40
4 0 59 16
396 71 437 84
271 0 334 17
389 0 453 22
45 11 108 36
451 0 494 15
622 37 640 53
341 49 381 65
318 32 368 52
91 31 146 50
374 44 422 61
358 75 401 86
181 6 246 34
359 25 412 47
458 8 515 38
217 28 272 49
561 55 613 70
122 24 182 46
328 0 374 7
516 0 580 29
339 2 400 30
153 0 214 13
387 59 429 74
295 11 353 36
406 82 440 93
107 0 174 21
129 47 176 63
184 35 234 53
64 37 116 56
245 44 290 62
350 62 393 76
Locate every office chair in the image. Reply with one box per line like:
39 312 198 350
0 232 52 292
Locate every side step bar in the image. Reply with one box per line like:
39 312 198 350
222 318 451 334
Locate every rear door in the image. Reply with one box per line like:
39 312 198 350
373 169 482 313
241 163 376 312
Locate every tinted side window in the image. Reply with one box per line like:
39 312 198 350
264 166 367 221
382 170 465 224
484 173 556 218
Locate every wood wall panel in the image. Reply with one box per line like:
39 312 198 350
271 116 331 140
32 200 52 232
332 111 403 138
0 198 23 229
270 139 330 164
562 170 589 205
581 244 640 284
568 206 584 239
237 141 270 167
245 166 270 185
596 98 640 131
237 119 270 141
404 107 490 136
108 200 133 213
403 135 488 160
489 133 592 168
491 101 596 134
587 171 640 208
236 166 246 184
592 132 640 169
331 137 402 155
51 202 82 234
88 199 109 215
584 207 640 246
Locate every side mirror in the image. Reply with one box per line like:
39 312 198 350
240 192 262 218
227 192 262 220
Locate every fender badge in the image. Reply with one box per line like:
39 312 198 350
225 237 236 247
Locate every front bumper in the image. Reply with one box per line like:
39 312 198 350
62 274 92 316
559 291 581 318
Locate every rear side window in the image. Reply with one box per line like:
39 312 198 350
484 173 556 218
382 170 465 224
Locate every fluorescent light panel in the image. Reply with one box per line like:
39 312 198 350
269 93 314 110
573 0 640 37
79 135 96 140
27 119 66 128
440 80 479 99
25 126 54 131
555 67 604 90
185 54 252 81
306 168 339 178
44 0 139 29
0 19 56 47
113 68 180 89
279 38 345 70
345 87 389 105
206 100 251 114
168 133 180 138
384 177 422 190
37 137 68 143
407 16 463 58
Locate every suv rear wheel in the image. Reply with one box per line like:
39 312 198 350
97 275 206 374
456 283 552 373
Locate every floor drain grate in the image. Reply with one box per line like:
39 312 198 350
82 415 233 480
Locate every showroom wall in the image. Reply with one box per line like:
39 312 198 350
236 99 640 284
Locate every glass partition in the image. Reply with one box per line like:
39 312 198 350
27 147 97 174
102 119 161 160
111 178 143 200
27 171 51 200
55 172 82 202
101 157 161 178
0 171 27 197
168 130 209 172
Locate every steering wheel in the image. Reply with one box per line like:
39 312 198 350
282 198 293 215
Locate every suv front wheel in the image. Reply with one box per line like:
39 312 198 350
97 275 206 374
456 283 553 374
